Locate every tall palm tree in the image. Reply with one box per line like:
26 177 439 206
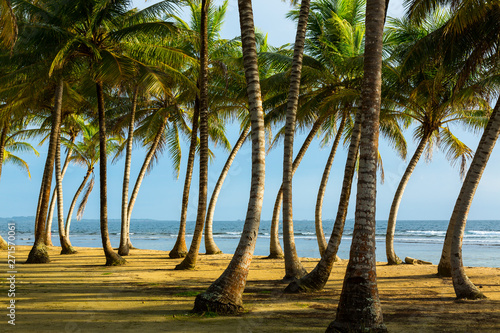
326 0 388 330
175 0 211 270
281 0 312 282
192 0 266 314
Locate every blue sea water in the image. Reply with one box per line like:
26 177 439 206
5 217 500 268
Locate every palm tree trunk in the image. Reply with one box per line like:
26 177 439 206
193 0 265 313
286 110 361 293
169 100 199 259
0 125 7 250
315 114 346 256
126 116 169 231
55 133 76 254
449 98 500 299
175 0 210 270
45 142 74 246
282 0 311 282
268 116 325 258
26 78 65 264
96 81 126 266
65 169 92 236
327 0 387 330
386 132 430 264
205 127 250 255
0 124 7 182
119 86 138 256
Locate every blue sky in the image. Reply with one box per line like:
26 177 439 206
1 0 498 222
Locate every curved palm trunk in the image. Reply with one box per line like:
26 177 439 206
55 134 76 254
268 116 325 258
26 78 64 264
0 125 8 250
285 110 361 293
327 0 387 330
175 0 210 270
96 81 126 266
315 114 346 256
169 101 199 259
126 116 169 233
45 142 74 246
118 86 138 256
386 132 430 264
193 0 265 313
449 98 500 299
65 169 92 236
205 127 250 254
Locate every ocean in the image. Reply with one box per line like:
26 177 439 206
6 218 500 268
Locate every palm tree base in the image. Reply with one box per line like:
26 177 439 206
60 246 77 255
387 255 403 265
105 252 126 266
266 253 284 259
174 259 195 270
455 290 486 300
437 263 452 277
169 240 188 258
205 249 223 255
169 250 188 259
26 243 51 263
118 246 130 256
193 292 243 315
326 321 388 333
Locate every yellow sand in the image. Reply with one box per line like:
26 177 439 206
2 246 499 332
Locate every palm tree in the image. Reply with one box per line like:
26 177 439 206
192 0 266 314
326 0 388 330
175 0 211 270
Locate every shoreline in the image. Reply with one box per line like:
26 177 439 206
2 246 500 332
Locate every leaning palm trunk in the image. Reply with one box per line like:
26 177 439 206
192 0 265 313
0 125 8 250
175 0 210 270
449 98 500 299
285 111 361 293
315 114 346 256
125 116 170 234
26 78 64 264
169 101 199 259
205 127 250 254
327 0 387 330
386 132 430 264
65 169 93 236
45 142 74 246
268 116 325 258
96 81 126 266
118 86 138 256
55 134 76 254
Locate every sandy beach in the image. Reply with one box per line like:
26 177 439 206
2 246 500 332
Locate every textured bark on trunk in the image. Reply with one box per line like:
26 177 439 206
126 116 169 234
96 82 126 266
65 169 92 236
175 0 210 270
205 127 250 254
55 134 76 254
386 132 430 265
285 111 361 293
327 0 387 331
0 125 8 249
282 0 311 282
169 101 199 259
268 116 325 259
45 141 74 246
119 86 138 256
193 0 265 314
450 98 500 299
26 79 65 264
315 114 346 256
